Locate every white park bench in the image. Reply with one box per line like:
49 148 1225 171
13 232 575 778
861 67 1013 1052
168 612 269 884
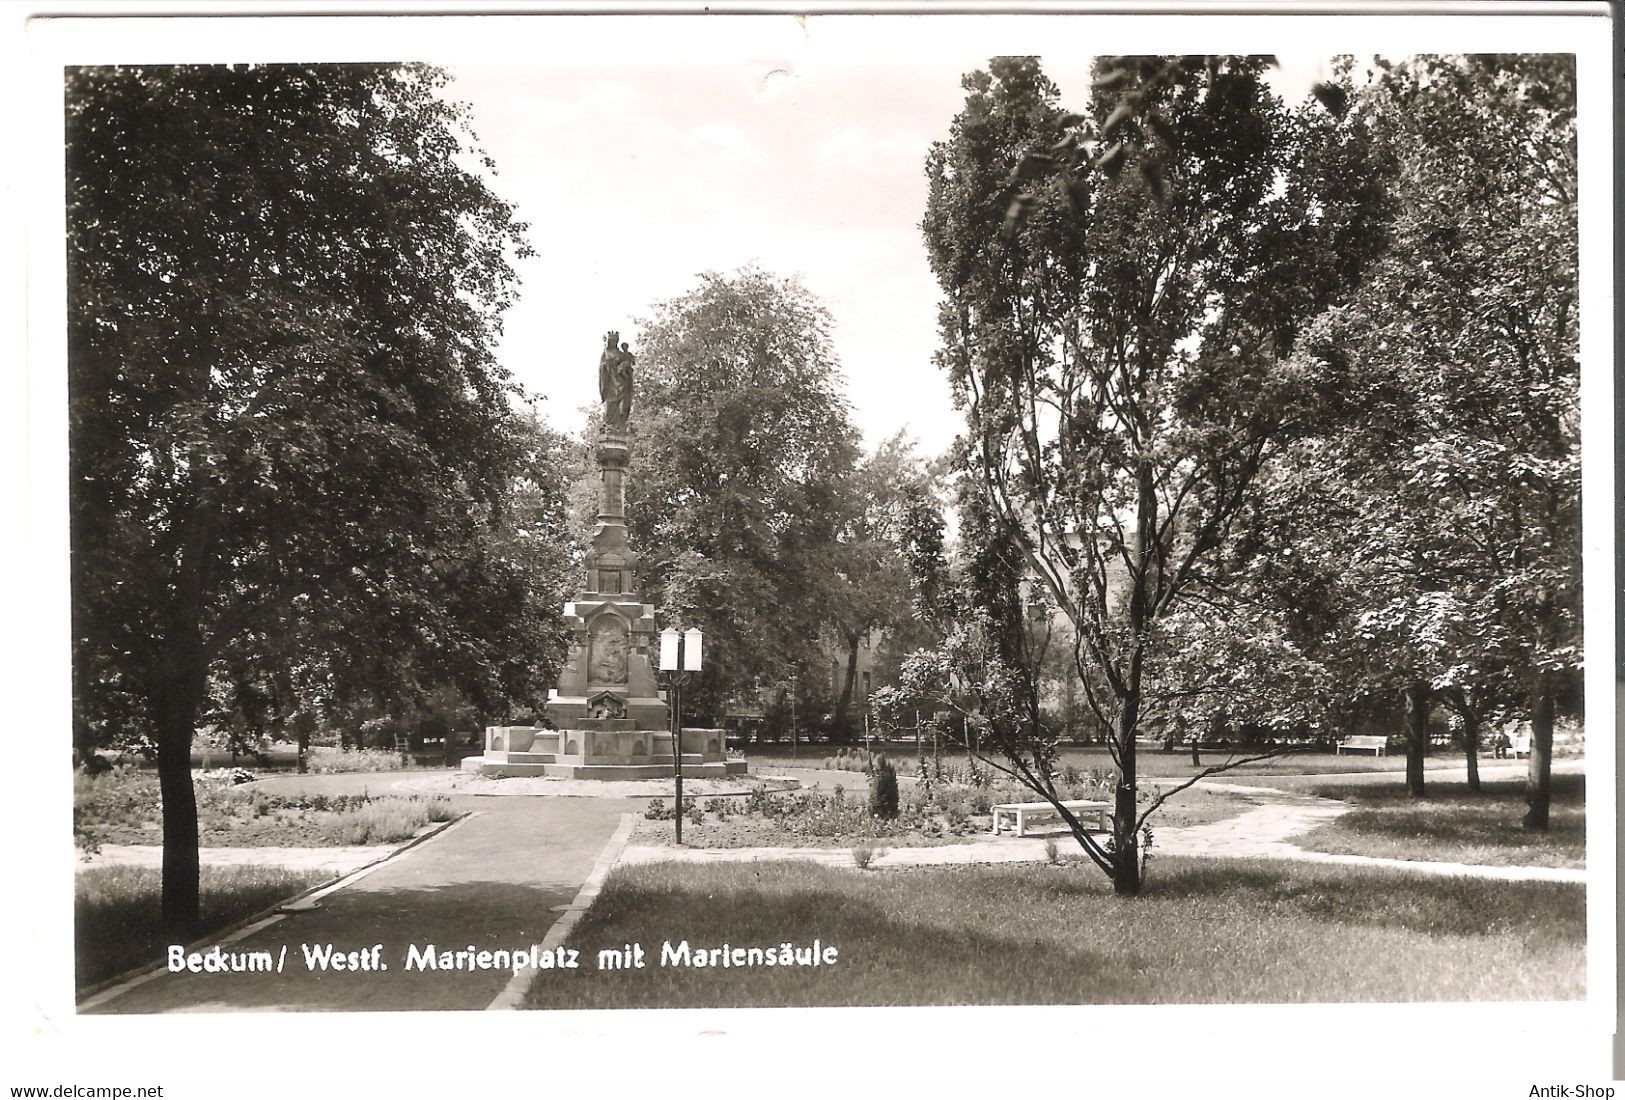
1509 733 1532 759
1336 735 1388 756
991 799 1110 837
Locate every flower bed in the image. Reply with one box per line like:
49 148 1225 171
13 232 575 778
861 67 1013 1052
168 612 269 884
633 766 1119 848
74 766 457 852
631 764 1259 849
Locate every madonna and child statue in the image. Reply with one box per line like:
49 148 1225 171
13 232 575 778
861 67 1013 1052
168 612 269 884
599 330 635 433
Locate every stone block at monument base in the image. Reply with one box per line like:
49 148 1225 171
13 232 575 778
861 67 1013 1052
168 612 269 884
467 726 737 779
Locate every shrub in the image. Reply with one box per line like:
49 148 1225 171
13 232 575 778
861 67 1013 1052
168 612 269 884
868 756 899 820
644 798 673 821
327 796 449 845
1044 838 1060 865
305 746 411 774
851 844 875 869
334 801 414 844
728 787 909 842
744 785 779 815
198 767 257 785
74 766 160 856
821 748 875 773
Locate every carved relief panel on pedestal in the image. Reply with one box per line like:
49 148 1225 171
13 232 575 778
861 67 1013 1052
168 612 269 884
587 614 630 684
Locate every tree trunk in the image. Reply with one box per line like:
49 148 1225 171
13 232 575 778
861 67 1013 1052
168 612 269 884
1109 457 1154 897
1063 660 1076 741
156 691 202 933
1112 713 1141 897
297 725 310 773
831 632 861 742
154 506 212 932
1403 681 1429 798
1461 706 1480 793
1523 673 1555 829
153 605 207 933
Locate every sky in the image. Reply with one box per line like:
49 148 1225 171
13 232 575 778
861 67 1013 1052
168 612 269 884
445 32 1327 457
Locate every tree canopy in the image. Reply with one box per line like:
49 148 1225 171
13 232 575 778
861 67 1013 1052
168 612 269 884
921 55 1396 894
1259 54 1580 808
68 62 552 925
620 267 862 723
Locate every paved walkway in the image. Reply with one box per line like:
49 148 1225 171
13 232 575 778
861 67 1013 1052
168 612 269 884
82 772 636 1014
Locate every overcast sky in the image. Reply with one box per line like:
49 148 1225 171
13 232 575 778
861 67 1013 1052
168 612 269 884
446 38 1327 457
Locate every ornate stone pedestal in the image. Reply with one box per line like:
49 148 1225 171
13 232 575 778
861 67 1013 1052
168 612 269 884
468 352 744 781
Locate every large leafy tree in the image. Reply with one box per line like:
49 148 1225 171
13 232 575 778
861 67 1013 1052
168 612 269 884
622 268 862 723
921 56 1393 895
68 63 546 928
823 433 944 739
1281 55 1579 816
1094 55 1579 819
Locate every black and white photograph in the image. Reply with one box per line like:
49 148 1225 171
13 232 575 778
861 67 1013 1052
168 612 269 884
10 3 1617 1096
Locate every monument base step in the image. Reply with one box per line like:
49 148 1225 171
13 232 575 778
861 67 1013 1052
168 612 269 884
467 757 739 781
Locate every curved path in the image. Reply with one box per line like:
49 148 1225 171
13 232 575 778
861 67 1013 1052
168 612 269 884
1162 777 1584 882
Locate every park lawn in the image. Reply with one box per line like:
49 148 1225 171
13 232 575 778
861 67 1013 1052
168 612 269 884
1139 782 1273 827
1290 774 1585 868
520 857 1583 1009
75 864 329 992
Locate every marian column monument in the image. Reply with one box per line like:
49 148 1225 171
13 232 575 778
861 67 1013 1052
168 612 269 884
468 332 738 779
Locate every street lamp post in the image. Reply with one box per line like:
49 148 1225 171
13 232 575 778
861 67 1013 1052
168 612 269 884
658 626 703 844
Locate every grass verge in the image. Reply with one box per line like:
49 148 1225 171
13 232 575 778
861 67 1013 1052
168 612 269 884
1291 774 1584 868
76 864 329 992
520 856 1583 1008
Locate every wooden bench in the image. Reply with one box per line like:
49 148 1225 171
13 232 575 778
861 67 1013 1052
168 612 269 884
991 799 1109 837
1336 735 1388 756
